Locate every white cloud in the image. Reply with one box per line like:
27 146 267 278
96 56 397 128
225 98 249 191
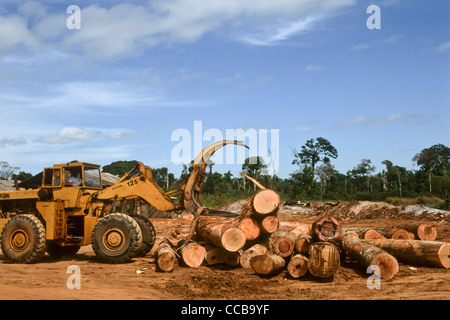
305 64 324 72
0 0 357 60
337 113 406 128
436 41 450 53
36 127 101 144
352 43 369 50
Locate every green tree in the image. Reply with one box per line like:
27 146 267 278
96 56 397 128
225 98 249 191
242 156 267 190
102 160 138 177
413 148 440 192
348 159 376 193
292 137 338 185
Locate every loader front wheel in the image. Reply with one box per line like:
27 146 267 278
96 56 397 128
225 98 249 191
91 213 142 264
1 214 46 264
131 215 156 257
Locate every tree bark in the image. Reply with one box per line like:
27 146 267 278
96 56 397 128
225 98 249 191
311 215 342 242
196 217 246 252
307 242 341 278
295 233 313 255
338 234 399 280
250 253 286 276
240 243 269 269
364 239 450 268
155 240 177 272
287 254 308 278
237 216 261 240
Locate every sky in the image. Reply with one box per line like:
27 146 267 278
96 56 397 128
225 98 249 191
0 0 449 180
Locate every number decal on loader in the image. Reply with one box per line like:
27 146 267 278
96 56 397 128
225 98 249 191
127 179 138 187
0 193 11 199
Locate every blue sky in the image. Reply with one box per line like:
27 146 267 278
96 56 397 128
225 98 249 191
0 0 449 180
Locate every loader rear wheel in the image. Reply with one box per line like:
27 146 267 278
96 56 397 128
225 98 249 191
91 213 142 264
131 215 156 257
1 214 46 264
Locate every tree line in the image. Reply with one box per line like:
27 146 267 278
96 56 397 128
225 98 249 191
1 138 448 208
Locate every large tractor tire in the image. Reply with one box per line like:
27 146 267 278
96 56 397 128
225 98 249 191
0 214 46 264
131 215 156 257
91 213 142 264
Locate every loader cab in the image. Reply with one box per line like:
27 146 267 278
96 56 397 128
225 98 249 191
42 163 102 190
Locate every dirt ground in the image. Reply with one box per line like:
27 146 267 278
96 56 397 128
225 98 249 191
0 201 449 300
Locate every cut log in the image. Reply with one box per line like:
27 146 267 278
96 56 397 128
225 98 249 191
311 215 342 242
250 253 286 276
203 244 226 265
339 234 399 280
269 230 298 258
287 254 309 278
196 217 246 252
375 227 414 240
260 215 279 234
295 233 313 255
307 242 340 278
365 239 450 268
342 227 386 240
252 189 281 215
224 250 241 267
395 222 437 241
176 240 206 268
155 240 177 272
238 216 261 240
240 244 269 269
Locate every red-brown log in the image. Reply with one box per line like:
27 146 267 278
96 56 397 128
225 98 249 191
311 215 342 242
203 244 226 265
339 234 399 279
287 254 308 278
307 242 340 278
252 189 281 215
364 239 450 268
260 215 279 234
155 240 177 272
250 253 285 276
177 240 206 268
237 216 261 240
196 217 246 252
240 244 269 269
295 233 313 255
395 222 437 241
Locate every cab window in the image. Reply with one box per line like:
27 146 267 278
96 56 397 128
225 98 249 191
84 167 101 188
43 168 61 187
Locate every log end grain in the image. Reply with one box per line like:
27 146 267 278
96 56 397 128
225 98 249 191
253 189 281 215
240 244 269 269
364 229 386 240
260 215 279 234
180 243 206 268
417 222 437 241
295 233 313 255
391 229 414 240
287 254 308 278
274 236 295 257
221 227 247 252
371 253 399 280
156 249 177 272
437 243 450 269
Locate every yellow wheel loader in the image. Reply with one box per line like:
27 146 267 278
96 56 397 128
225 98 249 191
0 140 247 264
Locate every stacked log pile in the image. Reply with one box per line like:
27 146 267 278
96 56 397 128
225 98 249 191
153 180 448 283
